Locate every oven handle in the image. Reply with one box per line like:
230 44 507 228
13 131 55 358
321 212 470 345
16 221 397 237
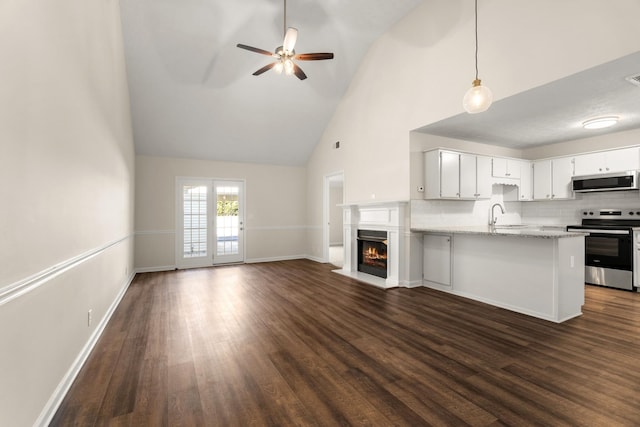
566 228 630 235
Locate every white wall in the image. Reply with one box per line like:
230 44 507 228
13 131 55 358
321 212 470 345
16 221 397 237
305 0 640 260
0 1 135 426
329 184 344 245
135 155 308 270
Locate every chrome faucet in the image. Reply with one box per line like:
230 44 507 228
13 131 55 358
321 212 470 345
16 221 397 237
490 203 505 226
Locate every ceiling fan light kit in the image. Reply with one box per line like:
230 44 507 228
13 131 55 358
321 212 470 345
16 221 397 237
463 0 492 114
236 0 333 80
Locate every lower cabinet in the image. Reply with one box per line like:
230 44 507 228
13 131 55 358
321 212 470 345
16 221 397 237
423 234 452 287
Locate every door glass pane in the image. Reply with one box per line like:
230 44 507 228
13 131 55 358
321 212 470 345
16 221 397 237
183 185 207 258
216 185 239 256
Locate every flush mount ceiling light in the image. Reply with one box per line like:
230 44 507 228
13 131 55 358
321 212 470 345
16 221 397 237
463 0 493 114
582 116 619 130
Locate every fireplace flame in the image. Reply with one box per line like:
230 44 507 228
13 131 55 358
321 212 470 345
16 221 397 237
365 246 387 260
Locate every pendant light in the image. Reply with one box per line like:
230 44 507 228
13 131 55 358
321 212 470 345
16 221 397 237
463 0 492 114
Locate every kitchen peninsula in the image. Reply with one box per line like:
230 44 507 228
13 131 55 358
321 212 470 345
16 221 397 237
414 225 586 323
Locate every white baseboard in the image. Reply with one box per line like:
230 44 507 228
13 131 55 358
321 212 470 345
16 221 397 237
245 255 306 264
400 280 424 288
135 265 176 273
35 272 136 427
304 255 325 263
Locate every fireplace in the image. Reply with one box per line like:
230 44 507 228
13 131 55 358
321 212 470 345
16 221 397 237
357 229 388 278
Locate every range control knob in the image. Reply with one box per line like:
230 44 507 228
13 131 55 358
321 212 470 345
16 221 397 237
583 212 588 216
630 212 635 215
589 211 594 215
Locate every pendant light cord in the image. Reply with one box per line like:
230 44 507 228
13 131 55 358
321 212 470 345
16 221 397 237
474 0 479 81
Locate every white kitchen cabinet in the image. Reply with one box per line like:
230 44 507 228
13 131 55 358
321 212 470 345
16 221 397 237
492 157 521 179
461 154 492 199
635 230 640 290
573 147 640 176
439 150 460 198
518 160 533 201
533 157 574 200
533 160 552 200
424 150 491 200
423 234 451 287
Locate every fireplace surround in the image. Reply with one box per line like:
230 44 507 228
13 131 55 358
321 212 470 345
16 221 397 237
335 201 416 289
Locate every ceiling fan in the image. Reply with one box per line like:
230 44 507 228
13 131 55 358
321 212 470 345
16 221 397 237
236 0 334 80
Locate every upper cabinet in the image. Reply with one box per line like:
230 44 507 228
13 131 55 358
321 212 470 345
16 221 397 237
423 146 639 202
533 157 574 200
425 150 491 200
573 147 640 176
492 158 521 179
517 160 533 201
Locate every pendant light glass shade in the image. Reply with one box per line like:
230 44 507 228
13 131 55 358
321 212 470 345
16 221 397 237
463 79 493 114
463 0 492 114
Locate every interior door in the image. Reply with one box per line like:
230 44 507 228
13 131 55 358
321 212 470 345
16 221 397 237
213 180 244 264
176 179 213 269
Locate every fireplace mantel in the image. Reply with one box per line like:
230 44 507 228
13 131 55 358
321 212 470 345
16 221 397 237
334 201 410 289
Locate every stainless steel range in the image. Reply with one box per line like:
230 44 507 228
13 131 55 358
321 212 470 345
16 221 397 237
567 209 640 291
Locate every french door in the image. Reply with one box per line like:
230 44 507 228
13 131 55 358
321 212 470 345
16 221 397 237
176 178 245 269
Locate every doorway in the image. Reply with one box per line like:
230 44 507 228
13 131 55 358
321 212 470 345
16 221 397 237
176 178 245 269
324 172 344 268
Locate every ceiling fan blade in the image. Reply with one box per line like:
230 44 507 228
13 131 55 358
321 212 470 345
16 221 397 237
283 27 298 52
253 62 277 76
294 52 334 61
237 44 277 57
292 63 307 80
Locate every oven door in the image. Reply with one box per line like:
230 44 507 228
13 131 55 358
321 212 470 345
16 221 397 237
582 230 632 270
567 227 634 290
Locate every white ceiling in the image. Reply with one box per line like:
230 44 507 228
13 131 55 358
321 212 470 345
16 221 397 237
416 50 640 149
119 0 423 166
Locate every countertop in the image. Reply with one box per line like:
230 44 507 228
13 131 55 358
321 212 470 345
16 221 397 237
411 225 587 239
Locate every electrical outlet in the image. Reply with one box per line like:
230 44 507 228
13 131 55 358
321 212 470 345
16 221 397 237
417 185 425 192
88 309 92 327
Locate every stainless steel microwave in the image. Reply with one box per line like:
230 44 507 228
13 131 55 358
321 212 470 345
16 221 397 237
571 170 638 193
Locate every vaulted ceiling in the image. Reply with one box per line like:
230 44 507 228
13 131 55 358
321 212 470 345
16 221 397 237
120 0 423 166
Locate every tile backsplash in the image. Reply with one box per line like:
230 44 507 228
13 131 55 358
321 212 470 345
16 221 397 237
411 186 523 228
411 189 640 228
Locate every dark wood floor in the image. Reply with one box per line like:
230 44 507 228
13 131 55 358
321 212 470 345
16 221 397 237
52 260 640 426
